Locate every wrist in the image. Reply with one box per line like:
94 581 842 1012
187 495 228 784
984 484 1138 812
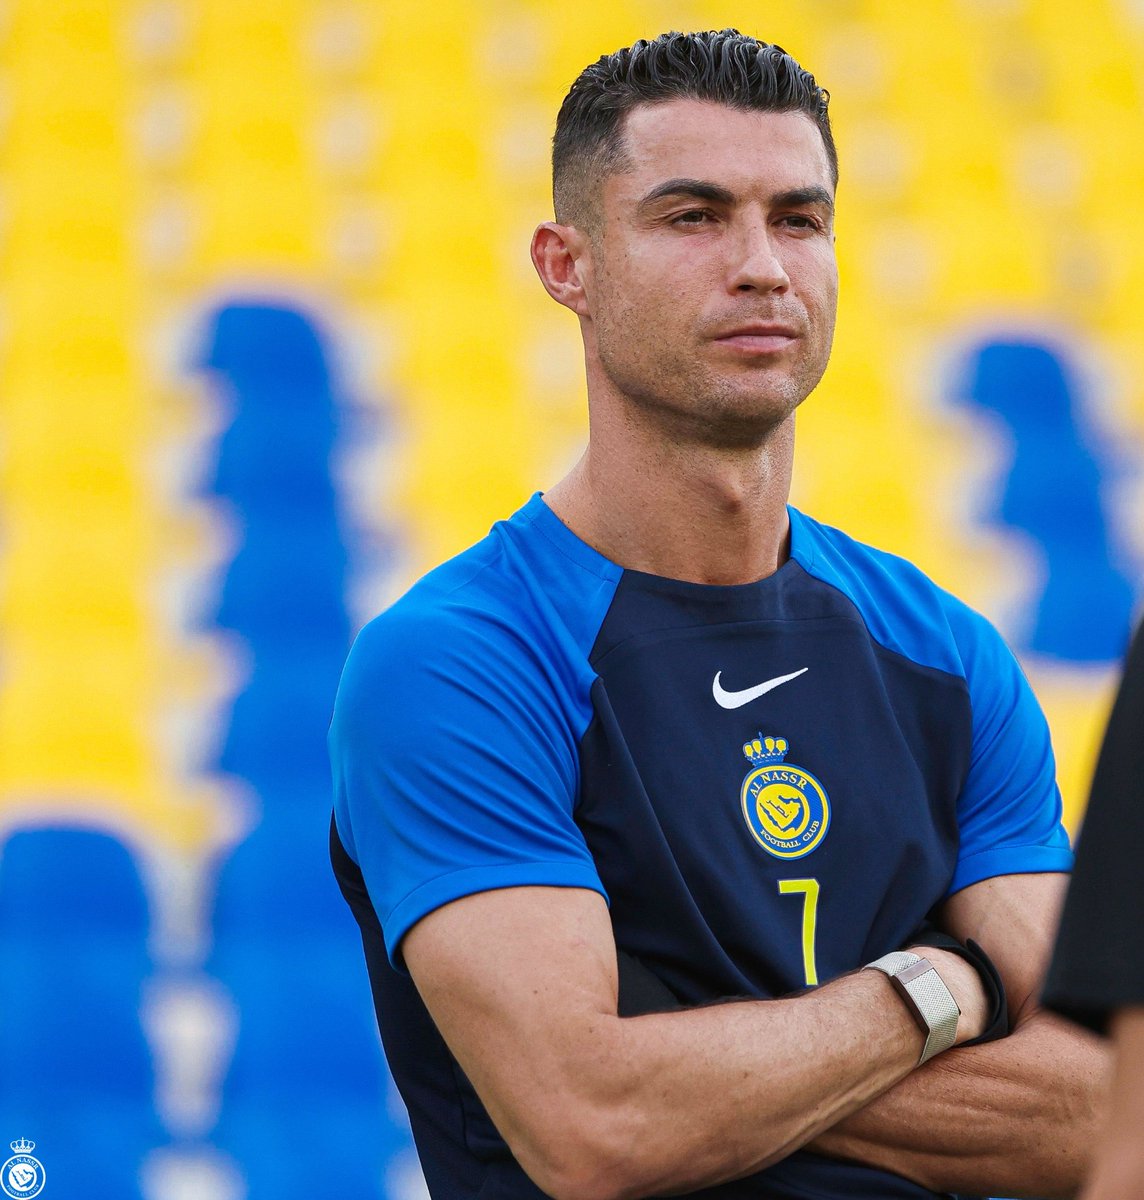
904 929 1009 1047
915 946 989 1044
864 951 960 1064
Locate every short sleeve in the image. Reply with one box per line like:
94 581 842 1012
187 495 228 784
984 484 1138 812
947 605 1074 895
330 598 607 968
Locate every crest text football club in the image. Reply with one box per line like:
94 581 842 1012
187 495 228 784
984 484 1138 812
739 734 830 859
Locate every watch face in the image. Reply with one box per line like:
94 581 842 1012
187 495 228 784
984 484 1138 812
891 971 934 1037
896 960 960 1063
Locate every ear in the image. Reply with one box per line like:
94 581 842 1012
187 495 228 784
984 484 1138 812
531 222 592 317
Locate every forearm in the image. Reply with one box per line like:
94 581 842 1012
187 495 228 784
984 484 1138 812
809 1009 1111 1198
1078 1007 1144 1200
468 968 926 1200
406 888 988 1200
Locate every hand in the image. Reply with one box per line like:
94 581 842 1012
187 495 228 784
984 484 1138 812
907 945 989 1045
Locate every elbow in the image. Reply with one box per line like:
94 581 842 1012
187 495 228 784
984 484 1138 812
510 1104 657 1200
523 1162 631 1200
523 1158 648 1200
505 1068 772 1200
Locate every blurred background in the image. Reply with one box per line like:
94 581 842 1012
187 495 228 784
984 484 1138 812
0 1 1140 1197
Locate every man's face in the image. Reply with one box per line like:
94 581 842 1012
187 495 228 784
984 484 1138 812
580 99 838 446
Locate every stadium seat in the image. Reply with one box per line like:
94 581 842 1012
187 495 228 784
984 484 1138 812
955 338 1136 661
213 1101 409 1200
0 1105 162 1200
207 529 349 645
0 828 163 1197
209 810 353 939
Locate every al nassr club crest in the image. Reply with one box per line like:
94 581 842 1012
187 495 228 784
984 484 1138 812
1 1139 45 1199
739 734 830 860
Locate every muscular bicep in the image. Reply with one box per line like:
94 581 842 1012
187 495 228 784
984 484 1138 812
938 872 1069 1020
404 885 623 1169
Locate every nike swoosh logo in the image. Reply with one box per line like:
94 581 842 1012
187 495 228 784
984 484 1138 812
712 667 809 709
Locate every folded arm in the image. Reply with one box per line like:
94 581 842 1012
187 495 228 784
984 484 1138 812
1077 1006 1144 1200
404 884 987 1200
809 872 1111 1198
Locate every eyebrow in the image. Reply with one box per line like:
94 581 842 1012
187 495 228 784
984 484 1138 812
637 178 835 214
638 178 737 209
772 185 835 213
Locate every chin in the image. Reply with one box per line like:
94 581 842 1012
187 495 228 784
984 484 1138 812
684 397 798 450
712 379 804 420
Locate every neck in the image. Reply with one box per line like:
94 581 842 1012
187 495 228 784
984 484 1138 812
544 403 795 586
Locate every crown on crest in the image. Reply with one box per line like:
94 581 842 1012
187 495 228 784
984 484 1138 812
10 1138 34 1154
742 734 788 767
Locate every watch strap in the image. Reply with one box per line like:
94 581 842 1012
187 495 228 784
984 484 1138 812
865 950 960 1065
906 926 1010 1047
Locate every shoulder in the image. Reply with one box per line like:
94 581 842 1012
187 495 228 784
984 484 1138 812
790 511 1070 889
346 525 518 671
788 507 1007 688
336 496 623 738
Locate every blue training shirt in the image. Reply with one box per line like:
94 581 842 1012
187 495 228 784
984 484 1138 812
330 492 1072 1200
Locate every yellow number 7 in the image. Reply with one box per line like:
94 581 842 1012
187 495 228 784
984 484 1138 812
778 877 820 986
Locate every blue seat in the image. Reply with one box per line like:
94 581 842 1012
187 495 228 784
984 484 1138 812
214 664 345 788
212 941 385 1101
198 303 339 402
208 531 349 643
209 406 340 509
0 1104 162 1200
214 1101 412 1200
210 813 353 939
0 829 155 1102
957 337 1137 661
0 825 149 937
0 829 162 1194
196 302 343 517
209 935 411 1199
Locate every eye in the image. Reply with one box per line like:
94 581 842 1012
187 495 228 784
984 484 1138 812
779 214 823 232
672 208 715 226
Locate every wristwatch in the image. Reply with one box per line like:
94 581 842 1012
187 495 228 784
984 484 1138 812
864 950 960 1065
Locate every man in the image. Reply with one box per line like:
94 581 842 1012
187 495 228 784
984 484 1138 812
1043 621 1144 1198
330 30 1106 1199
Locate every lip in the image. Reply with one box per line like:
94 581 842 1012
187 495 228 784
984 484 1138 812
713 323 799 353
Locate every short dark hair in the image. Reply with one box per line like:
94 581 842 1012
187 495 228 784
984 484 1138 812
552 29 836 227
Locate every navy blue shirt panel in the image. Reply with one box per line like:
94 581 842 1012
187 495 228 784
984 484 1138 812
579 561 973 1003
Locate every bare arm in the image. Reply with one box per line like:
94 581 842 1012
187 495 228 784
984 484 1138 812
1074 1007 1144 1199
404 884 987 1200
809 873 1111 1198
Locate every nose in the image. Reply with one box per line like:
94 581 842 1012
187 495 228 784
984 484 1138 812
727 217 790 294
